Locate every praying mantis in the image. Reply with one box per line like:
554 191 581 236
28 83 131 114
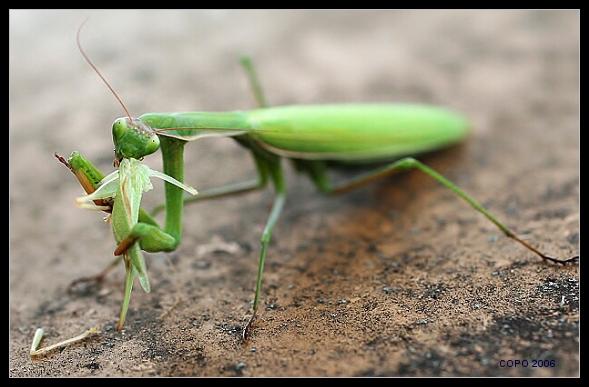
56 25 578 341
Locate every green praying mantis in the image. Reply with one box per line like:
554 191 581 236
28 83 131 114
56 26 578 341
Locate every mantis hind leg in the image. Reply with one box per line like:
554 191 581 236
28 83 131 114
299 157 578 265
242 155 287 340
243 188 287 340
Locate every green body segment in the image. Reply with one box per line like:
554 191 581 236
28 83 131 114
139 111 251 141
247 104 469 162
140 104 469 163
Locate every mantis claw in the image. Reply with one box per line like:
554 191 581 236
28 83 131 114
241 312 257 342
540 254 579 266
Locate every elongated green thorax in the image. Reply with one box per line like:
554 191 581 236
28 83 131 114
139 111 253 141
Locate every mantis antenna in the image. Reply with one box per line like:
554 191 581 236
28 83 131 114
76 18 134 126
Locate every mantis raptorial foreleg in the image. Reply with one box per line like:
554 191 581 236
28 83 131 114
69 152 197 329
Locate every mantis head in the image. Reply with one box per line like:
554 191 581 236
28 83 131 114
112 117 160 165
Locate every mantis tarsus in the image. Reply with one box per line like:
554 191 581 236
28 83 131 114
57 26 578 341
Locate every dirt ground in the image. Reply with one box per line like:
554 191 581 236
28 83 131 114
10 10 579 377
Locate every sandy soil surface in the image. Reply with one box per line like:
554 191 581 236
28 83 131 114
10 10 578 377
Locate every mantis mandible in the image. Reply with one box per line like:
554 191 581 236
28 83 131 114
58 24 578 340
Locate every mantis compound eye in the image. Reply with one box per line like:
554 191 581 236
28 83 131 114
111 117 129 145
143 132 160 157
